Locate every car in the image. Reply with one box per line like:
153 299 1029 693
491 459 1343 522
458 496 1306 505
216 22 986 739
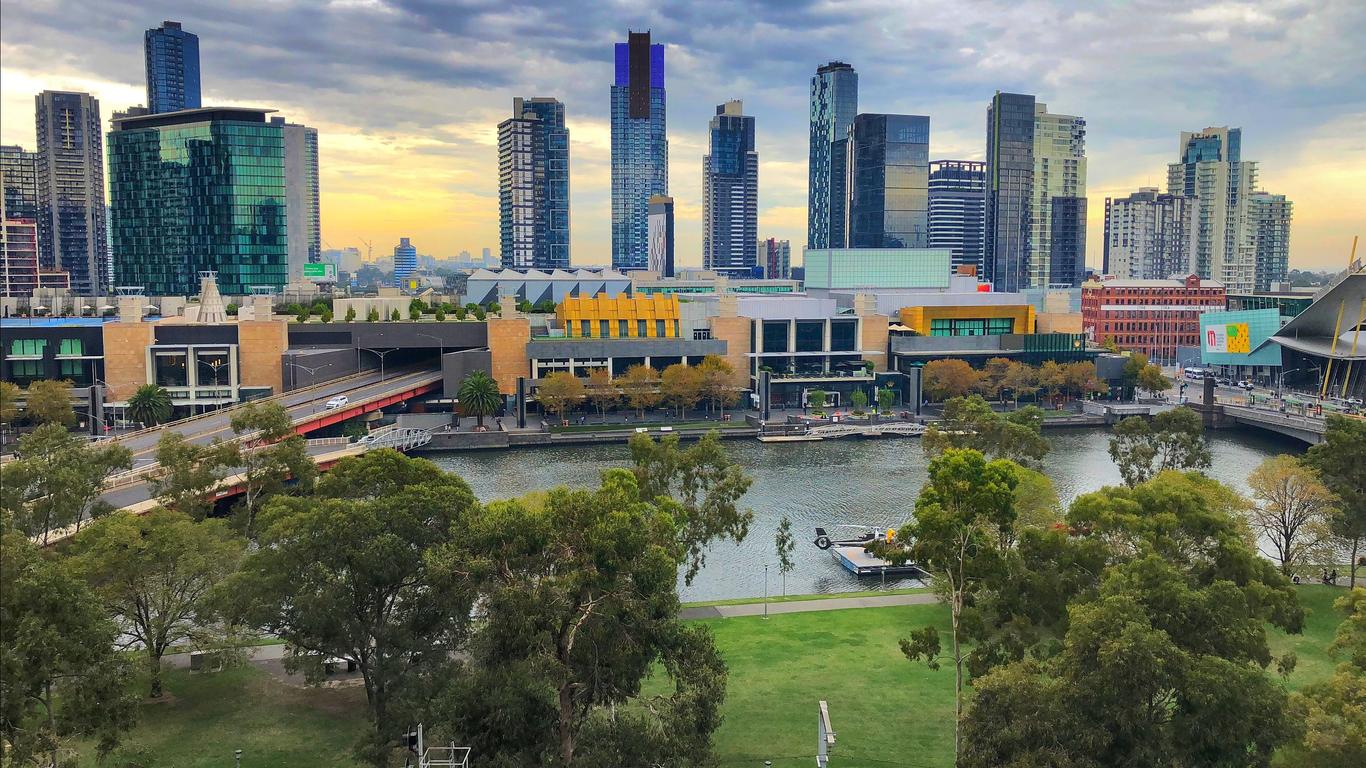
325 395 349 409
1346 396 1364 407
1237 380 1255 390
658 426 673 432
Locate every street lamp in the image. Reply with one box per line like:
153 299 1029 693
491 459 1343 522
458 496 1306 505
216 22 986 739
285 360 336 412
195 358 230 416
358 347 399 382
416 332 445 357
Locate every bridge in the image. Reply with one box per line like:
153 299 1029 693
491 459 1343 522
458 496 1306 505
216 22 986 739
1216 404 1328 445
808 422 928 439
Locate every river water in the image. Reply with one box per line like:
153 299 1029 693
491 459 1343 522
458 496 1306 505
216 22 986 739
427 427 1305 601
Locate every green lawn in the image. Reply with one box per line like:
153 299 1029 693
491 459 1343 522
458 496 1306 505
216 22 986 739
1267 584 1349 692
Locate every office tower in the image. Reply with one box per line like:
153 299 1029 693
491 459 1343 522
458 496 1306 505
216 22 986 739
339 246 363 273
702 101 758 276
758 237 791 279
928 160 986 274
1248 192 1292 292
1166 127 1259 293
1102 188 1196 280
144 21 201 113
648 194 675 277
1 193 40 297
846 114 930 249
984 92 1087 291
0 145 40 221
498 97 570 270
270 117 320 281
108 107 285 296
35 91 107 294
481 247 493 265
394 238 417 279
610 30 667 270
808 61 857 249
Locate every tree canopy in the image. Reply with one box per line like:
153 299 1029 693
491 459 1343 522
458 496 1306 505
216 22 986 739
923 395 1050 467
1107 406 1211 486
1305 416 1366 587
1 423 132 544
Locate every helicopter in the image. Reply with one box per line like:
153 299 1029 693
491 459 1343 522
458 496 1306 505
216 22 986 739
812 524 898 550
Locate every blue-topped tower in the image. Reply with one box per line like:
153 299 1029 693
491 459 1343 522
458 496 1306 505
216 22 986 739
144 21 201 114
610 30 667 271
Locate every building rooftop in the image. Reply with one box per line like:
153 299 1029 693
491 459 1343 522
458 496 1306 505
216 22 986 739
111 106 276 130
1087 276 1224 289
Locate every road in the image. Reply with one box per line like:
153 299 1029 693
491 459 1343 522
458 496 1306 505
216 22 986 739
679 592 936 620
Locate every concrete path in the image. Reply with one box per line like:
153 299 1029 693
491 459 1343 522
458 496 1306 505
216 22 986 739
680 592 936 620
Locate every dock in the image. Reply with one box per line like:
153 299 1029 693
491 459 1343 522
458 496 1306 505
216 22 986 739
830 545 924 577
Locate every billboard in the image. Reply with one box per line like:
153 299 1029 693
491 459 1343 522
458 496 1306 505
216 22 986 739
303 262 337 282
1204 321 1250 354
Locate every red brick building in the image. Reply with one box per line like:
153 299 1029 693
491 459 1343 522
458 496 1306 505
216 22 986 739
1081 274 1226 362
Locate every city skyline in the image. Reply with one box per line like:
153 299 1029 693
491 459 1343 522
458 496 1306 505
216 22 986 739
1 1 1362 272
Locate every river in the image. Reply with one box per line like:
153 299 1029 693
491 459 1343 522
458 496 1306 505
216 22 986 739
427 427 1306 601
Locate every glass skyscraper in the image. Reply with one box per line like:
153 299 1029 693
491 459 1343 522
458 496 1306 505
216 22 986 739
271 117 320 282
610 31 667 271
928 160 986 274
144 21 201 114
846 114 930 249
499 97 569 270
985 92 1035 293
35 91 107 295
703 100 758 276
0 145 40 221
108 108 285 296
807 61 857 249
393 237 417 279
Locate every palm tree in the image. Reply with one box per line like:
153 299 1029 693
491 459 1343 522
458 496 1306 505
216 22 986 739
458 371 502 429
127 384 173 427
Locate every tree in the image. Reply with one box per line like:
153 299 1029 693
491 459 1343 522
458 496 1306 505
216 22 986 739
1305 416 1366 587
1035 360 1066 405
1001 361 1039 406
584 368 617 420
24 379 75 426
433 307 445 322
620 364 661 418
1291 588 1366 768
877 386 897 414
126 384 173 427
982 357 1014 402
345 305 357 322
775 515 795 596
225 302 239 317
3 423 132 544
1120 352 1150 398
227 400 316 536
67 509 244 698
1247 455 1337 576
922 395 1050 467
0 380 20 426
1107 406 1210 486
457 370 502 428
148 431 235 519
429 470 727 765
0 530 136 764
660 363 703 419
1064 360 1106 401
367 307 380 322
807 388 827 412
389 308 401 321
897 450 1019 762
697 355 738 415
296 307 310 324
222 450 478 760
850 388 868 413
1012 467 1062 534
1137 363 1172 399
630 431 753 583
486 301 501 316
923 359 982 401
454 305 468 320
320 308 333 323
538 371 585 425
408 306 421 321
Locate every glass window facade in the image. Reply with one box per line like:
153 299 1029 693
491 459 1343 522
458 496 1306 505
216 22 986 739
499 98 569 270
929 317 1016 337
610 33 667 271
702 102 758 275
108 112 286 296
794 320 824 352
929 160 987 274
848 114 930 249
144 21 201 114
803 248 951 290
984 92 1035 293
155 353 188 387
830 320 857 351
808 62 857 249
762 320 789 353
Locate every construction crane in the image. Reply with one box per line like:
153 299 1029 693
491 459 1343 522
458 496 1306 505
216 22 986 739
359 238 373 263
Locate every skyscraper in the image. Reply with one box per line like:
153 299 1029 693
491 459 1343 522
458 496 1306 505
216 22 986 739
758 238 791 279
1102 188 1196 280
610 31 667 270
702 100 758 277
984 93 1087 291
498 97 570 270
271 117 320 282
394 238 417 280
0 145 40 221
648 195 675 277
35 91 107 294
928 160 986 274
144 21 201 114
108 107 285 296
1248 192 1292 292
1166 127 1258 292
807 61 857 249
1 196 40 298
846 114 930 249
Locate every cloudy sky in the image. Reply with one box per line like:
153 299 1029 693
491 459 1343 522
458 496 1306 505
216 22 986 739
2 0 1363 271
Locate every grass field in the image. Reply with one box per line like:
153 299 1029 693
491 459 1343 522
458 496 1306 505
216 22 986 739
78 585 1350 767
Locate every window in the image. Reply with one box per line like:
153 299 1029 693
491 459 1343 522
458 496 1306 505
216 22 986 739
580 320 590 337
9 339 44 357
795 320 825 352
58 338 84 356
599 320 610 337
655 320 666 337
155 353 188 387
618 320 628 337
830 320 857 351
638 320 648 336
762 321 789 353
9 360 42 380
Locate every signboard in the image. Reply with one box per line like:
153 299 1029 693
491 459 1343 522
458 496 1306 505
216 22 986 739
1204 322 1250 354
303 262 337 282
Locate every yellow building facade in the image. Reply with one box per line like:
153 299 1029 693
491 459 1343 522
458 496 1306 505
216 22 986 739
557 294 682 339
897 304 1037 337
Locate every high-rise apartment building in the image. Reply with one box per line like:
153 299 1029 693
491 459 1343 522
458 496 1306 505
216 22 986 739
846 114 930 249
35 91 107 294
108 107 285 296
984 93 1086 291
702 101 758 277
807 61 857 249
1102 188 1196 280
0 145 40 221
1 193 40 298
1248 192 1292 293
498 97 569 270
928 160 986 274
270 117 320 282
145 21 201 114
758 238 791 279
648 195 675 277
610 31 667 271
394 238 417 279
1166 127 1256 292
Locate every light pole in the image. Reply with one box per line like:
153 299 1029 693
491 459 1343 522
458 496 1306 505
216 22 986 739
195 358 229 416
358 347 398 382
416 332 445 358
285 360 335 412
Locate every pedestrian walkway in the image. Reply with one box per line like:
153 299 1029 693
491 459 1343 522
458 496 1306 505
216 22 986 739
679 592 936 620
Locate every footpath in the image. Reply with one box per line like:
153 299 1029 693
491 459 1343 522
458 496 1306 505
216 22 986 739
679 592 936 620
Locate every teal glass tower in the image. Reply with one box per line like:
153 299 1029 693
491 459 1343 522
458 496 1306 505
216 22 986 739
108 108 286 296
807 61 857 249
